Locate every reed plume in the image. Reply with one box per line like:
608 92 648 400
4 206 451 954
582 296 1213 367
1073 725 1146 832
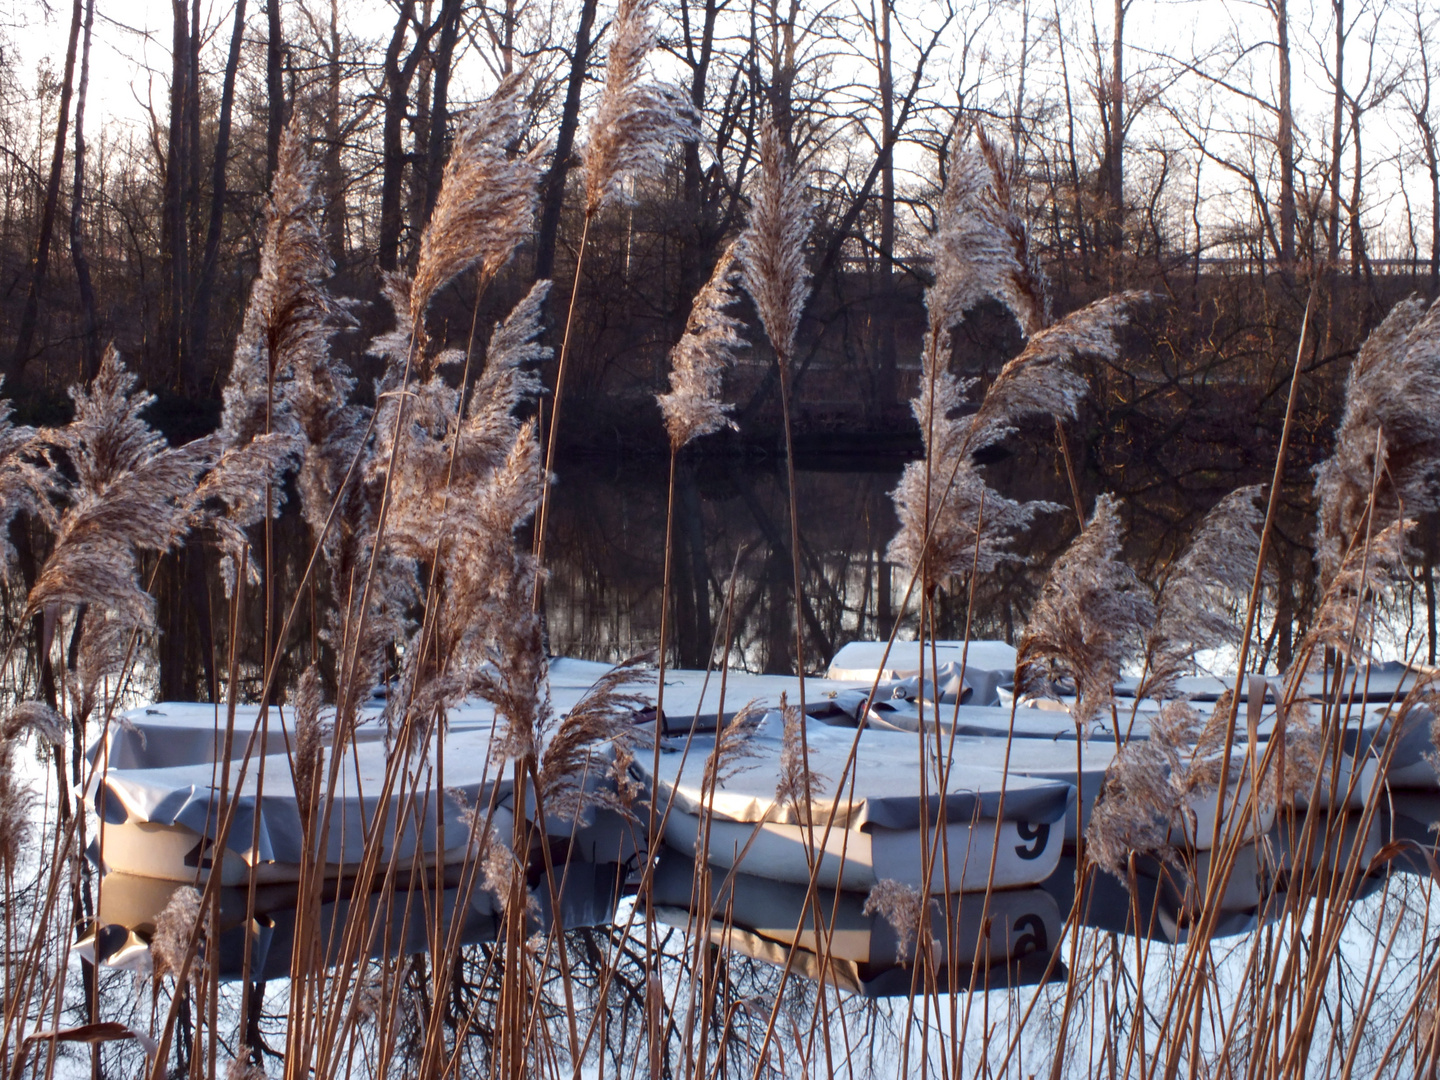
537 656 651 822
371 75 539 382
775 693 825 810
189 433 303 593
1314 295 1440 586
0 382 53 577
412 74 543 337
1138 486 1265 700
377 283 550 750
737 120 812 366
657 244 745 450
1086 700 1209 876
0 703 63 872
581 0 697 216
703 700 765 789
30 348 217 629
64 611 132 727
969 291 1148 451
927 129 1049 348
1015 494 1154 726
150 886 204 983
1300 516 1414 669
220 125 350 452
361 78 545 745
863 879 930 963
291 664 326 827
888 409 1060 591
225 1052 266 1080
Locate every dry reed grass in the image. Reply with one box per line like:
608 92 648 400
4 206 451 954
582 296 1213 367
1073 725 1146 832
4 62 1440 1080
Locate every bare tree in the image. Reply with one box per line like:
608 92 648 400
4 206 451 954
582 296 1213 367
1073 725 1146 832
6 0 84 385
1398 0 1439 287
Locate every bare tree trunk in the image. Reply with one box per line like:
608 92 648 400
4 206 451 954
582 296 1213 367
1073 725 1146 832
407 0 435 256
68 0 99 380
1273 0 1296 275
192 0 247 376
378 0 429 271
1054 0 1090 281
533 0 599 281
421 0 464 230
321 0 346 259
1404 3 1439 288
1327 0 1345 267
162 0 194 390
1348 97 1371 288
267 0 286 183
6 0 84 385
1106 0 1126 254
875 0 897 412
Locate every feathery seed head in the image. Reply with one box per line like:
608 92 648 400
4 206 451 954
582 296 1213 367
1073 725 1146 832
1016 493 1155 726
704 699 765 790
34 350 218 627
413 75 543 327
537 657 651 822
582 0 698 215
1314 295 1440 587
968 292 1148 453
222 125 349 450
775 692 826 812
738 120 813 364
888 406 1063 591
863 879 932 964
1139 486 1266 700
926 128 1050 362
151 886 204 982
658 244 746 449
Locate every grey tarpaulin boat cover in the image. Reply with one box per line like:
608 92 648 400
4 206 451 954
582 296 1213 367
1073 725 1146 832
637 718 1074 832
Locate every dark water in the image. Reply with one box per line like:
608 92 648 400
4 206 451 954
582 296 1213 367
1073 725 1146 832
542 452 1083 677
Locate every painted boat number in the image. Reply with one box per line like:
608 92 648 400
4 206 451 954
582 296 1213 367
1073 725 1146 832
1014 821 1050 859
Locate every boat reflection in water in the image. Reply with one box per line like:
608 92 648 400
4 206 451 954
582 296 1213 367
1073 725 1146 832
80 861 624 980
646 850 1065 997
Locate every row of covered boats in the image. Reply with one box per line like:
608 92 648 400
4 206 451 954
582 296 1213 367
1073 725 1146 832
76 641 1440 993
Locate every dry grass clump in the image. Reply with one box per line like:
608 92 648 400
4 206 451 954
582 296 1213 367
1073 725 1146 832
1015 494 1154 726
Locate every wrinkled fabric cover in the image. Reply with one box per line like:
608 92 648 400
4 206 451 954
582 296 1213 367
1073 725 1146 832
637 719 1074 831
826 640 1017 692
88 728 511 870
